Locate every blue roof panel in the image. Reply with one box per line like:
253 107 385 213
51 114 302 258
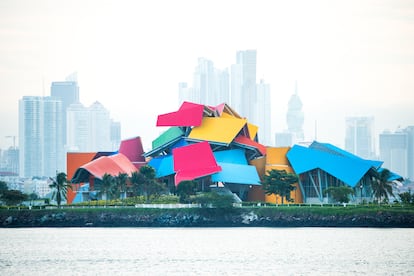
213 149 247 165
212 162 260 185
287 143 379 187
148 155 174 178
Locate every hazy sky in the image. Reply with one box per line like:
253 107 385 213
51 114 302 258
1 0 413 151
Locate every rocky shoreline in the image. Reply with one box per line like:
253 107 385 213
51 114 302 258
2 208 414 228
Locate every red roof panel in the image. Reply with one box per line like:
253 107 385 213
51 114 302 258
233 135 267 156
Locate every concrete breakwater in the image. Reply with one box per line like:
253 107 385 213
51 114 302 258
2 208 414 228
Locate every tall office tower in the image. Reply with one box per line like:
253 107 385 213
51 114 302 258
19 96 43 178
379 130 408 178
179 59 230 107
89 101 111 151
0 147 19 175
254 79 272 145
345 116 375 159
43 97 64 177
19 96 64 177
230 63 243 112
110 120 121 151
236 50 257 120
193 58 215 105
66 101 113 152
50 81 79 145
405 126 414 180
66 102 89 152
215 68 230 105
286 83 304 144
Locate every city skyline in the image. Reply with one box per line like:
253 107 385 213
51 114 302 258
1 1 414 151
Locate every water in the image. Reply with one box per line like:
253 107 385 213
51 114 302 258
0 228 413 275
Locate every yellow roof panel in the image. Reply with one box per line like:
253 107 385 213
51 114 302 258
188 117 247 144
247 123 258 140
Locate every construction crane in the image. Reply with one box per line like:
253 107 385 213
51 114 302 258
5 136 16 149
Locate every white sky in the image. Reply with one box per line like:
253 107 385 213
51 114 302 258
1 0 413 152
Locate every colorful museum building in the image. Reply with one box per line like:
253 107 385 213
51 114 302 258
67 101 402 204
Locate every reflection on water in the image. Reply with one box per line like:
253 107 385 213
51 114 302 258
0 227 413 275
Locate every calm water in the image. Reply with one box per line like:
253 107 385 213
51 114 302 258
0 227 413 275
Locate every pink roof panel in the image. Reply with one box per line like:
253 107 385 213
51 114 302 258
172 141 221 185
118 136 145 163
80 153 138 179
156 101 204 127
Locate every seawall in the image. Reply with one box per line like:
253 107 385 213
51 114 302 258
2 207 414 228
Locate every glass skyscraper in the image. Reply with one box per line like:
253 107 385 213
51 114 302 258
19 96 64 177
345 116 375 159
51 81 79 145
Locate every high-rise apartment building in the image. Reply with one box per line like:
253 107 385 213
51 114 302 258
19 96 64 177
379 130 408 178
406 126 414 180
379 126 414 180
66 101 115 152
255 79 272 145
110 120 121 150
0 147 19 175
19 96 43 178
286 83 304 145
51 81 79 145
43 97 64 177
236 50 257 120
345 116 375 159
66 102 89 152
179 50 272 144
186 58 231 107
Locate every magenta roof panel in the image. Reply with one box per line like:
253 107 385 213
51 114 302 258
172 141 221 185
118 136 145 163
156 101 205 127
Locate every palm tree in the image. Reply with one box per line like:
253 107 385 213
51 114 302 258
176 180 197 203
135 165 166 203
115 172 128 199
130 171 145 197
101 173 115 205
370 168 394 204
261 169 298 204
49 172 72 208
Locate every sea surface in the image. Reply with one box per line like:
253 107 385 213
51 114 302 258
0 227 413 275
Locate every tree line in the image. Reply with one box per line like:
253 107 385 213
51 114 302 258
0 166 411 207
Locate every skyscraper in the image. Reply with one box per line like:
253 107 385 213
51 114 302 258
43 97 64 177
19 96 64 177
236 50 257 120
19 96 43 177
406 126 414 180
379 126 414 180
66 102 89 152
345 116 375 159
286 82 304 144
255 79 272 145
66 101 114 152
379 130 408 178
51 81 79 145
178 50 273 144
